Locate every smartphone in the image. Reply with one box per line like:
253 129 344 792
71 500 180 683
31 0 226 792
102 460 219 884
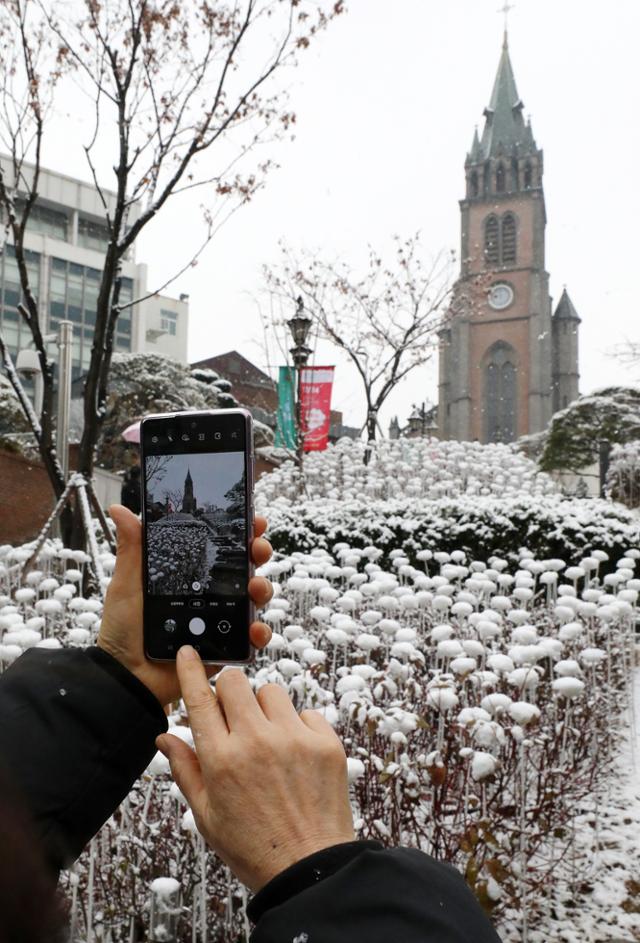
140 408 254 664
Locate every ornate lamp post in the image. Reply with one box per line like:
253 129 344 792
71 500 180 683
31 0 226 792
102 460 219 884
287 296 313 473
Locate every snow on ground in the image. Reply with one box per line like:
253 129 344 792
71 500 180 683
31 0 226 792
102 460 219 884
499 666 640 943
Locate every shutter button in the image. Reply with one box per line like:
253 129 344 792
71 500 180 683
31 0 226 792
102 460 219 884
188 617 206 636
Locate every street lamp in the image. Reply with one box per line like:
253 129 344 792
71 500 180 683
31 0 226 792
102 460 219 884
287 296 313 474
599 439 611 499
15 347 44 417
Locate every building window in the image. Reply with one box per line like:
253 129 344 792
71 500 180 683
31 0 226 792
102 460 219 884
160 309 177 336
484 215 500 265
0 244 40 358
470 171 479 198
495 162 506 193
78 217 111 253
15 198 68 241
484 342 518 443
48 260 132 374
501 213 517 265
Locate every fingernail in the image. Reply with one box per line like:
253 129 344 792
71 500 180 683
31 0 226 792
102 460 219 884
179 645 198 661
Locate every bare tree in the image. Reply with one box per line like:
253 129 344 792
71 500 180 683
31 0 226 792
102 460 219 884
265 235 463 443
0 0 342 545
145 454 170 493
609 341 640 370
162 488 184 513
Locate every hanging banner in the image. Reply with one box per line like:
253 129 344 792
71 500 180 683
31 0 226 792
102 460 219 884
275 366 297 449
300 366 335 452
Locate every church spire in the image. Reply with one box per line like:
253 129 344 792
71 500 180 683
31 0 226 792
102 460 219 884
479 33 529 159
461 31 543 169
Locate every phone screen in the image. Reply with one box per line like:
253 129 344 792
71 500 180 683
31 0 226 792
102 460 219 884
141 410 253 663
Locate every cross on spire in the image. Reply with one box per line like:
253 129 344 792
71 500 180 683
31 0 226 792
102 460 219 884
498 1 515 39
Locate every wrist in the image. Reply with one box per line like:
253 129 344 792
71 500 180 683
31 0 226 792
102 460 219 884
250 828 356 892
248 840 381 923
86 647 169 730
95 637 168 708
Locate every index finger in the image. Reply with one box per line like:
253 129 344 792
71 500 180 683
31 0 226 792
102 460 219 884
214 668 266 732
176 645 229 757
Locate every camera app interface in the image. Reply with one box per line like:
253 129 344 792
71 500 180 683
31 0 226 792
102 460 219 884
142 413 251 661
144 451 247 597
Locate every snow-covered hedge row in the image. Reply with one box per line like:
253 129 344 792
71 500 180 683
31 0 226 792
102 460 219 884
258 438 557 503
260 494 639 573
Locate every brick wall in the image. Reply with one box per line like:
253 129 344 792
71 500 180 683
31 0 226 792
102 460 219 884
0 449 56 545
0 445 278 546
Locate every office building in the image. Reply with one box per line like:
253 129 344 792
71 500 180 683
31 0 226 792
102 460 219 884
0 157 189 380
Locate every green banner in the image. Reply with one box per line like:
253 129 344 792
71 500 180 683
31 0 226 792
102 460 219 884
275 366 297 449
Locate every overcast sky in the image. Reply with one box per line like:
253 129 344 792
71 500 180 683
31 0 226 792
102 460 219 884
49 0 640 431
147 452 244 508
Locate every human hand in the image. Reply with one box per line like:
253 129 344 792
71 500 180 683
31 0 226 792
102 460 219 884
157 650 355 892
97 504 273 707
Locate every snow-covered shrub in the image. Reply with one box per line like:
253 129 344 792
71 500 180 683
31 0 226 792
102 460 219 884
537 387 640 473
607 440 640 509
256 440 638 569
0 373 33 454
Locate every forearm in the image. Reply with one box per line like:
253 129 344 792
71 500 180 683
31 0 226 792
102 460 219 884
0 646 167 874
250 843 503 942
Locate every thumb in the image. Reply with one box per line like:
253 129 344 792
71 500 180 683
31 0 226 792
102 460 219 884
157 733 207 813
108 504 142 579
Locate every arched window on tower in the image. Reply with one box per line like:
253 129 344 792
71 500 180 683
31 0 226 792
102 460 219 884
495 162 506 193
484 215 500 266
483 162 491 195
511 157 520 190
511 158 519 191
501 213 517 265
524 161 533 189
483 342 518 443
470 171 479 198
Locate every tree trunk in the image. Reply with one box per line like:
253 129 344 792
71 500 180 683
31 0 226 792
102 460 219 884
364 408 378 465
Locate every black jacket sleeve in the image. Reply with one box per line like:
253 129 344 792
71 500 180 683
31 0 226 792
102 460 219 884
249 841 503 942
0 646 167 874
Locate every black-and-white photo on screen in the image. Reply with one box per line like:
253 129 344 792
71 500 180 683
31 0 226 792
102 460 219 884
144 452 247 596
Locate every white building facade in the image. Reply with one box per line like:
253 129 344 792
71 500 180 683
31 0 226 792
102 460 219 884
0 157 189 379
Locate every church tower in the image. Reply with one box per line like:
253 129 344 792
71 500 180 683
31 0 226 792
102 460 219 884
181 468 197 514
438 33 580 443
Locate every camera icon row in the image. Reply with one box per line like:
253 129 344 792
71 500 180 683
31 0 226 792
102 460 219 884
163 617 231 636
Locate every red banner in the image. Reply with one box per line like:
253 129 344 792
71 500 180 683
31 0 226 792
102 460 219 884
299 366 335 452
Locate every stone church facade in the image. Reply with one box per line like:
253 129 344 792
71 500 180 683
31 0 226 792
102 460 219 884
438 34 580 443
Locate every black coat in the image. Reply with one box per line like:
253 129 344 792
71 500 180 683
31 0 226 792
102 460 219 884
121 473 142 515
0 648 502 941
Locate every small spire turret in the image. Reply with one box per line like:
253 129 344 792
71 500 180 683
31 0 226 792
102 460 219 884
553 287 581 322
